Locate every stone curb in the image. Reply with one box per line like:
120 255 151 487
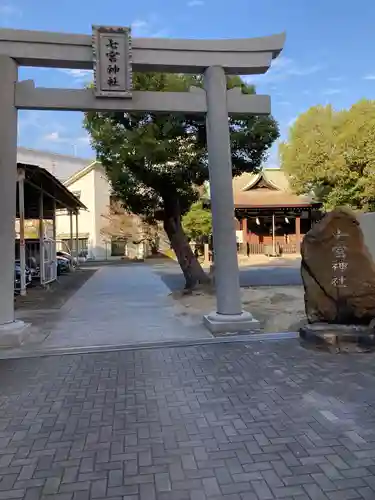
0 331 298 360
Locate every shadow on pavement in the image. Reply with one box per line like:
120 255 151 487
15 267 97 312
152 261 302 292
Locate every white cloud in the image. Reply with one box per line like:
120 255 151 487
77 136 90 144
289 65 322 77
0 4 22 16
18 111 44 132
58 69 93 80
274 57 321 77
270 56 293 70
245 56 323 85
131 17 168 38
364 74 375 80
328 76 343 82
18 109 93 157
278 101 291 106
44 131 63 142
187 0 204 6
43 131 89 146
40 131 91 156
150 29 169 38
131 19 149 35
322 88 342 95
18 112 70 151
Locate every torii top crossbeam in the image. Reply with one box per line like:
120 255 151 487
0 28 285 74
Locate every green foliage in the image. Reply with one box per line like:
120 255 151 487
182 201 212 240
280 100 375 211
84 72 279 223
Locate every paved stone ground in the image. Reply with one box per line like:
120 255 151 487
12 265 211 354
1 340 375 499
12 260 303 355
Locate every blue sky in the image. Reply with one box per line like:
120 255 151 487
2 0 375 165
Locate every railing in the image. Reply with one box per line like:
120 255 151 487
42 238 57 284
244 243 298 255
280 244 297 254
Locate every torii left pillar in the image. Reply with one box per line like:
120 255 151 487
0 56 29 344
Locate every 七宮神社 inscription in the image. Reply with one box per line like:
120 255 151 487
92 26 132 98
331 228 349 288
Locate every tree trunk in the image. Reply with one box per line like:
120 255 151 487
163 201 210 289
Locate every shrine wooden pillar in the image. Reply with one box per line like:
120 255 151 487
295 215 301 254
242 217 248 254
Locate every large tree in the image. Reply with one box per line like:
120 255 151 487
84 73 278 288
280 100 375 211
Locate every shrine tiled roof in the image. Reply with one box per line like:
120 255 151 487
232 169 320 208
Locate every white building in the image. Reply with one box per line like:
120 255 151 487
56 161 114 260
17 147 119 260
17 147 89 182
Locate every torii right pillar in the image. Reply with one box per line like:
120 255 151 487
203 65 260 333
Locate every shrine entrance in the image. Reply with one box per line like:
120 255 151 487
0 26 285 339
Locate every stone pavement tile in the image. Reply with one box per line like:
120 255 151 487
357 486 374 499
326 490 362 499
3 341 375 499
251 480 274 499
240 493 259 500
303 482 329 499
35 265 211 350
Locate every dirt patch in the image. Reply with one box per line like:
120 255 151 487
173 285 307 333
15 267 97 312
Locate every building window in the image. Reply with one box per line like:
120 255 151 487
111 237 127 257
60 237 88 255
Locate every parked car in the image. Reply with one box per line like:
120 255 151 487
57 251 77 267
56 255 70 276
14 260 32 293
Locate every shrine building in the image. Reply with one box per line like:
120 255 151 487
233 169 323 255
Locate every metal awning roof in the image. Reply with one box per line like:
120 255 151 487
16 162 86 219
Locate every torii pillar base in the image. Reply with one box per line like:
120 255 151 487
203 311 260 335
0 320 31 348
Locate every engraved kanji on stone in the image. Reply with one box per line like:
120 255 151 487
107 64 120 75
106 51 119 63
107 76 119 86
106 38 119 50
333 245 347 259
331 275 347 287
332 261 348 271
105 38 120 63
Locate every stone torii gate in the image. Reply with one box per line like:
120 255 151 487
0 27 285 339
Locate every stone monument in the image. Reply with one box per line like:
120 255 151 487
300 207 375 349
